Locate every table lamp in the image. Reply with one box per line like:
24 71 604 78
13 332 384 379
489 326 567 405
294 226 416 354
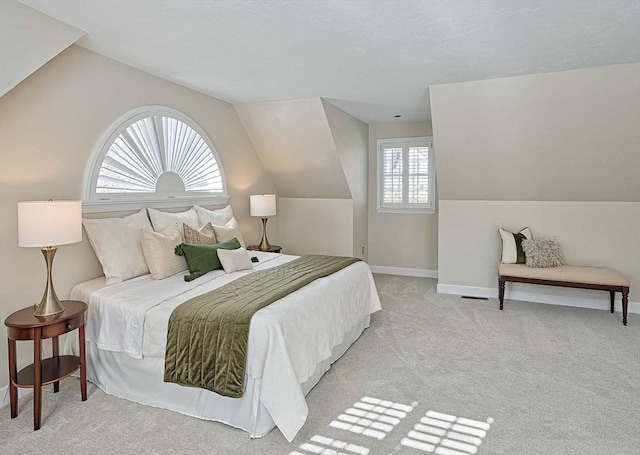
250 194 276 250
18 200 82 317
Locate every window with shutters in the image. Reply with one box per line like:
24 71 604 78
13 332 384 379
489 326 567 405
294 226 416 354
377 137 435 213
83 106 228 213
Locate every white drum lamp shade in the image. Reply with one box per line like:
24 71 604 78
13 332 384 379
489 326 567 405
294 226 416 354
18 200 82 317
18 201 82 247
249 195 276 250
250 194 276 217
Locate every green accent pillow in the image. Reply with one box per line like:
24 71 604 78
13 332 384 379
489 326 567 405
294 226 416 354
174 238 241 282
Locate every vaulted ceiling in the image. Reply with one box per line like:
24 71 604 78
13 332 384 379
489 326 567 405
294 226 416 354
15 0 640 124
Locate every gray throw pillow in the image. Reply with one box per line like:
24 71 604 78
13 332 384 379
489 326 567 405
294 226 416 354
183 222 217 245
521 238 564 268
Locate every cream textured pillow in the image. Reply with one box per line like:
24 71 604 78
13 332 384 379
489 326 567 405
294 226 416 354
148 207 199 232
183 222 217 245
82 209 152 285
194 204 234 227
522 238 564 268
217 247 253 273
212 217 246 247
140 222 187 280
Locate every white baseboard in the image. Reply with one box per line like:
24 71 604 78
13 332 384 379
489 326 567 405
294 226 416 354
437 283 640 314
0 385 32 409
369 265 438 279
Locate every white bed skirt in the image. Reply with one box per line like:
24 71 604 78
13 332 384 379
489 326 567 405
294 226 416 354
64 315 370 439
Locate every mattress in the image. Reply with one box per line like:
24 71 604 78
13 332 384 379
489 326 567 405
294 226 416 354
67 251 381 441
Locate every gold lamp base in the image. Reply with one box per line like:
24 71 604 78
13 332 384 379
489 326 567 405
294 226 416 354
34 246 64 317
258 217 271 251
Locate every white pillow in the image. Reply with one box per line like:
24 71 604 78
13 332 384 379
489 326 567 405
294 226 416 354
499 227 533 264
148 207 199 232
217 247 253 273
140 222 187 280
194 204 234 227
212 217 246 247
82 209 152 285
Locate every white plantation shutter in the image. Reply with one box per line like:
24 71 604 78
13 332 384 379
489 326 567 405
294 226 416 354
378 137 435 212
97 115 223 194
84 106 229 212
408 146 429 204
382 146 403 204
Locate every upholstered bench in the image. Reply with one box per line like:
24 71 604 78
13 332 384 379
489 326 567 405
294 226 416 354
498 264 630 325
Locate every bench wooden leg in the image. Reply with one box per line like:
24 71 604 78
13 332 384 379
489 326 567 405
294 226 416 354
609 291 615 313
622 287 629 326
499 279 505 310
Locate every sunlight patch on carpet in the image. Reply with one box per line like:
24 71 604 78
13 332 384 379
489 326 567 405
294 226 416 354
400 410 493 454
289 396 416 455
290 435 371 455
329 396 416 440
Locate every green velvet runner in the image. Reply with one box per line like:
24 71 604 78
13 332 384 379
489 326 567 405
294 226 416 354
164 255 361 397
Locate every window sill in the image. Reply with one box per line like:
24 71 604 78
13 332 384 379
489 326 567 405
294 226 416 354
82 194 230 214
376 207 437 215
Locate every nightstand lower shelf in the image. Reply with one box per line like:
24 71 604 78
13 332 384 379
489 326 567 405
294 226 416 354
15 355 81 387
5 300 87 430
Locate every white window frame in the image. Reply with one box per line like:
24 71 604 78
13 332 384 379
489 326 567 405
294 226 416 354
376 136 436 214
83 105 229 213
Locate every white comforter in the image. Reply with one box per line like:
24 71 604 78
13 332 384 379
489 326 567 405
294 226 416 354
71 252 381 441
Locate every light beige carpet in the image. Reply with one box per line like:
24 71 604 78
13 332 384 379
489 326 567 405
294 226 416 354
1 275 638 454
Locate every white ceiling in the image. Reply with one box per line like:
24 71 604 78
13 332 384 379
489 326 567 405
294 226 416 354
19 0 640 124
0 1 84 96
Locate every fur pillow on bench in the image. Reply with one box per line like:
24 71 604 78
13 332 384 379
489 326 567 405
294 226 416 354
521 238 564 268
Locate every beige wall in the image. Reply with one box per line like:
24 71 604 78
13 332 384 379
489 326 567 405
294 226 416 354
367 122 438 272
322 100 368 260
439 201 640 303
0 45 277 389
236 98 368 260
431 63 640 202
235 98 351 198
278 198 353 257
431 63 640 306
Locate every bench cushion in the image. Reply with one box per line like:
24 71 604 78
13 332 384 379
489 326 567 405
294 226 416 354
499 264 629 287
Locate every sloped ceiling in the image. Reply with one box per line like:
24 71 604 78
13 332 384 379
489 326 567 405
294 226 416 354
235 98 351 199
0 0 84 97
17 0 640 123
322 99 368 203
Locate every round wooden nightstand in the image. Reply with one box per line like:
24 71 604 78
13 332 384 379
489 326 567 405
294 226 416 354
5 300 87 430
247 244 282 253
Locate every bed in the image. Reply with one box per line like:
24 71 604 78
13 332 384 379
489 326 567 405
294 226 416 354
63 250 381 441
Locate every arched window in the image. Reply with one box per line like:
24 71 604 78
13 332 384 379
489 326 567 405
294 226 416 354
84 106 228 213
